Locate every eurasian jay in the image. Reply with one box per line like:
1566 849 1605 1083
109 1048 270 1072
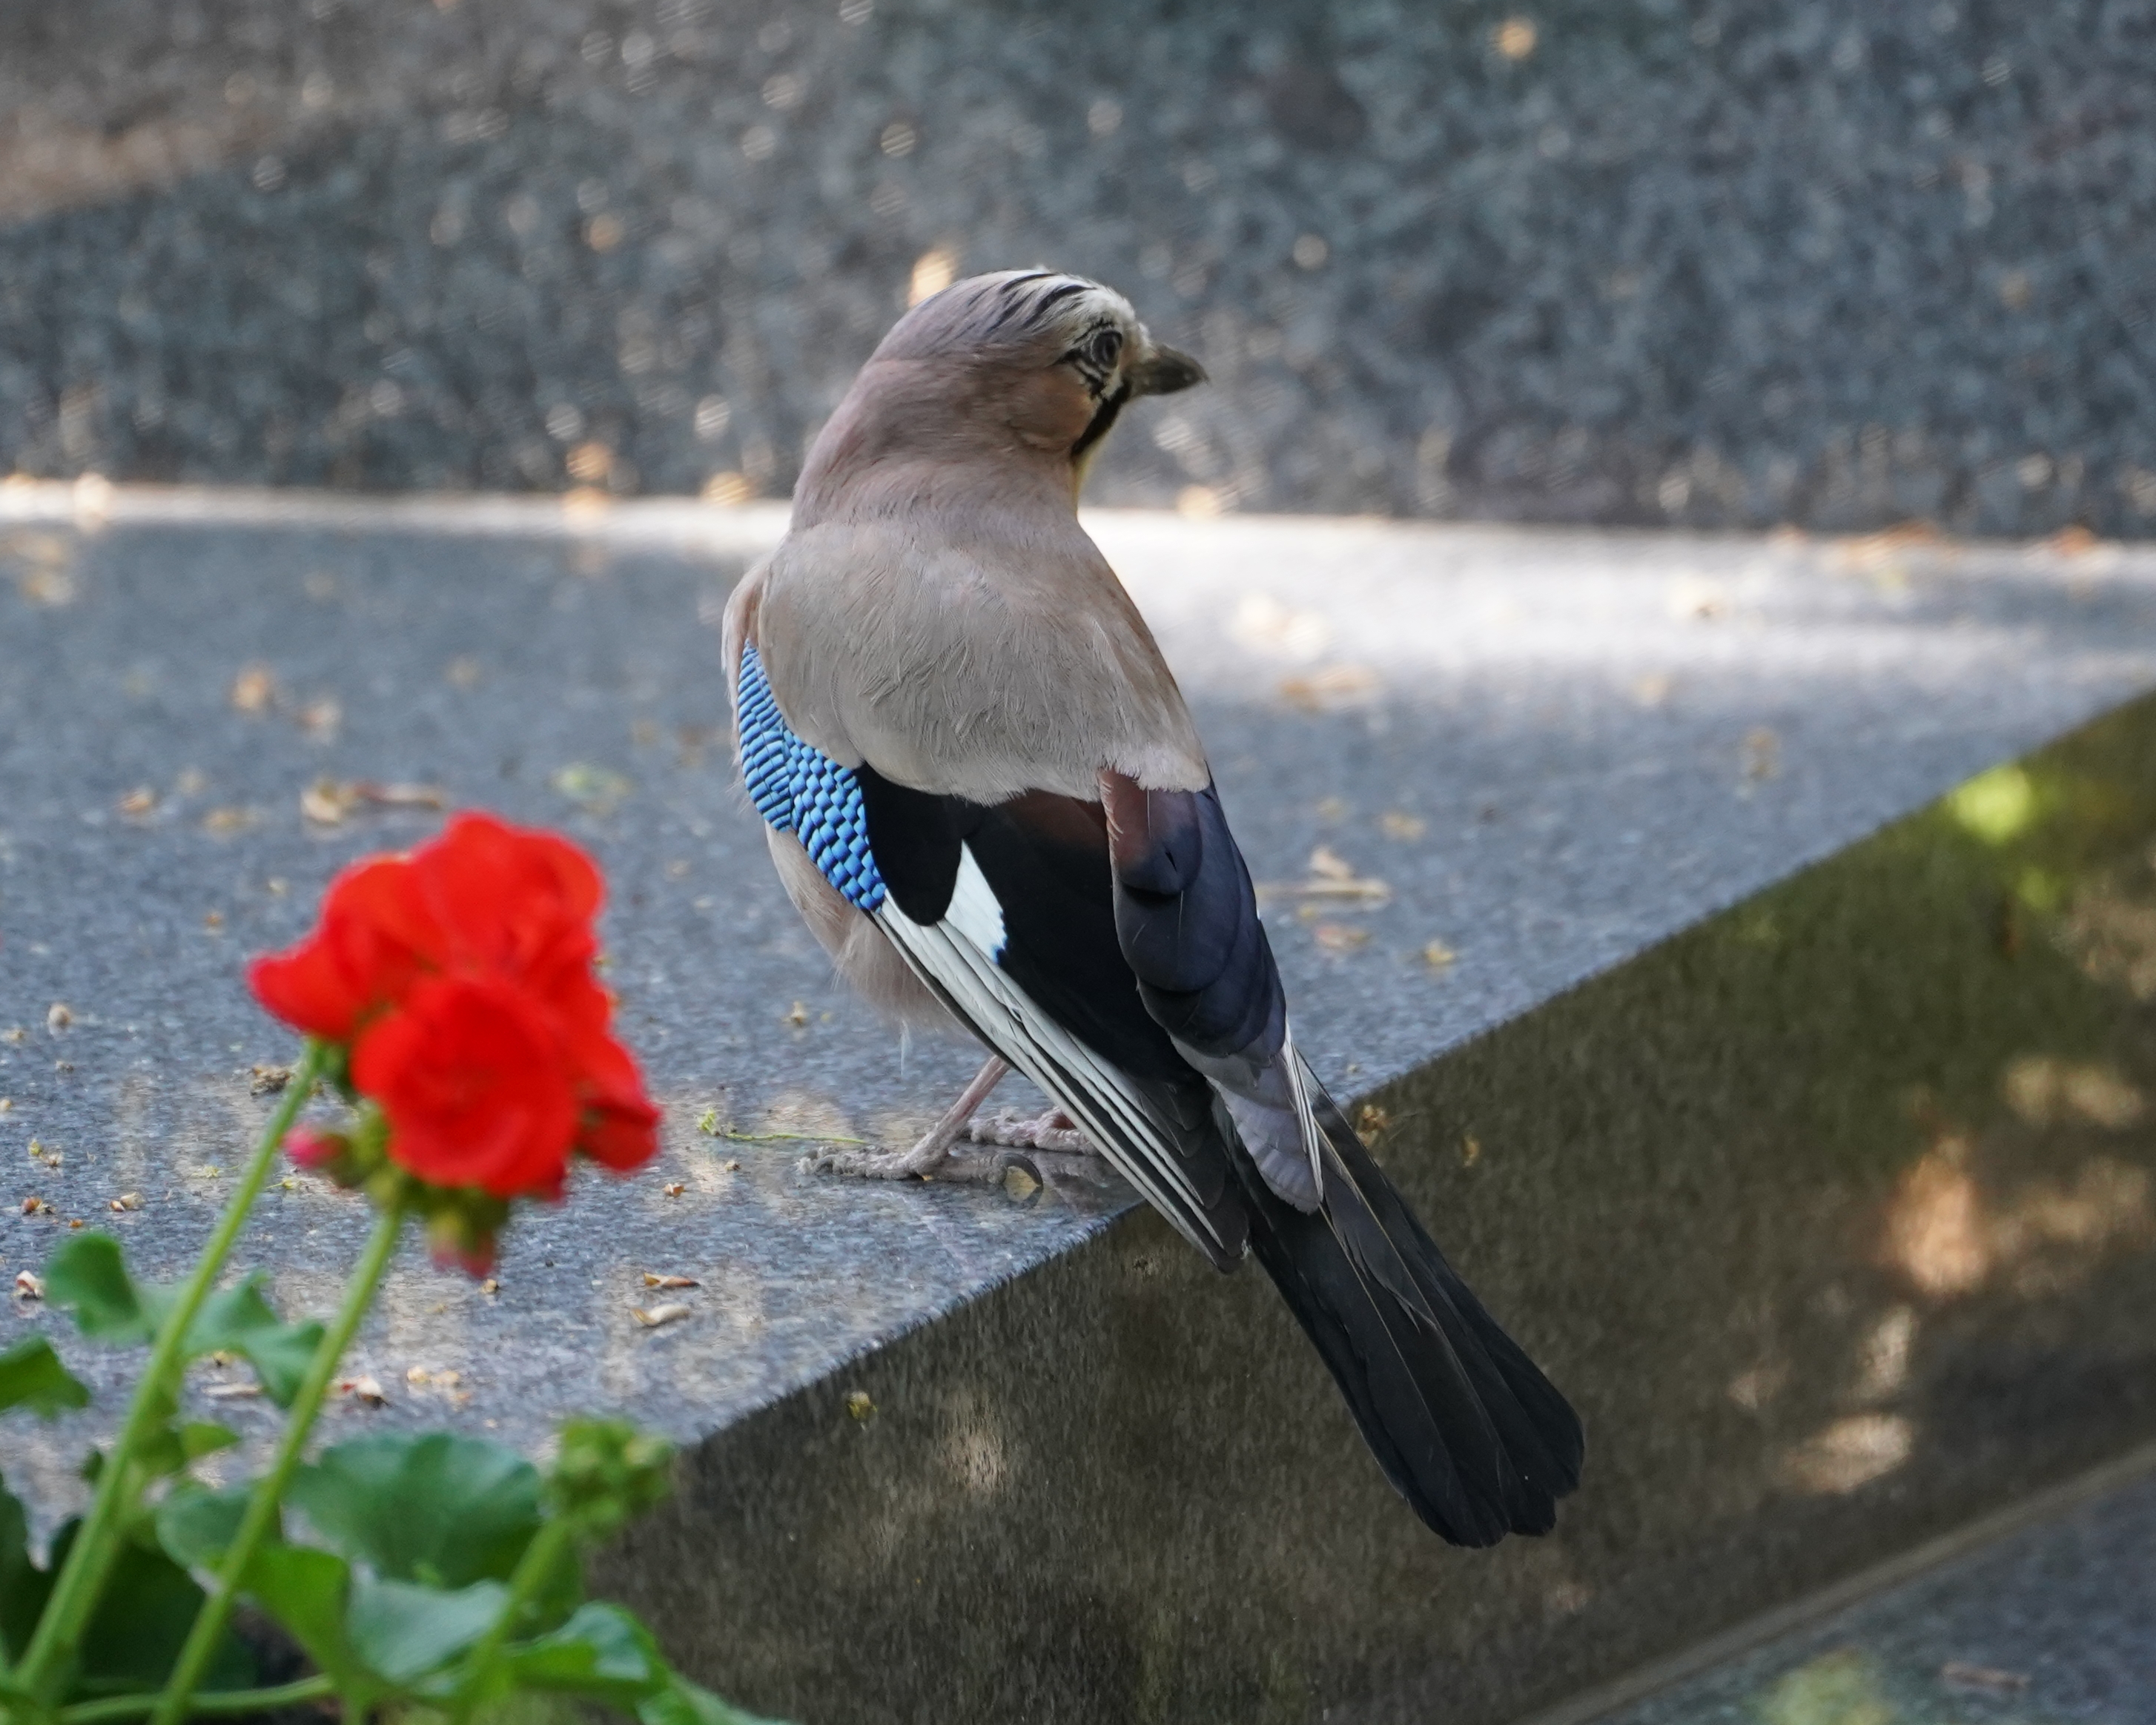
724 269 1582 1545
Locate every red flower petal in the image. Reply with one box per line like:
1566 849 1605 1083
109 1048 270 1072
353 977 579 1202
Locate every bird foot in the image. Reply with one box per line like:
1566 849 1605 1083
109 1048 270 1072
801 1109 1109 1193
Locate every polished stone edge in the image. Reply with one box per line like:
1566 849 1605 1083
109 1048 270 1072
0 478 2125 562
1527 1440 2156 1725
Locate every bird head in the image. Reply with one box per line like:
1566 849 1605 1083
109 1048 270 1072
796 270 1206 516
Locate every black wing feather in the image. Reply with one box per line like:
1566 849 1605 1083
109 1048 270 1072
857 767 1583 1543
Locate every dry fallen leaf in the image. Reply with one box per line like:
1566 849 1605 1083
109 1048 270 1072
642 1273 701 1289
480 1277 500 1295
1742 726 1781 781
1461 1133 1484 1168
109 1193 144 1212
13 1270 43 1299
230 664 277 713
0 1099 10 1112
1309 844 1354 881
1355 1105 1391 1142
631 1302 692 1329
45 1004 71 1033
20 1197 50 1216
250 1065 292 1096
339 1376 388 1407
202 807 257 836
1278 663 1383 712
303 779 448 827
845 1390 876 1421
116 787 157 818
1423 940 1458 970
722 1159 741 1173
1313 923 1370 953
0 1030 21 1045
301 779 352 825
205 1383 262 1400
662 1182 686 1199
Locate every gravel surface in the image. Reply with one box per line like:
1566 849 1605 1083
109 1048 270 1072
3 0 2154 533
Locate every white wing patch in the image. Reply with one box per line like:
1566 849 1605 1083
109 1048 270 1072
944 845 1007 960
873 858 1229 1259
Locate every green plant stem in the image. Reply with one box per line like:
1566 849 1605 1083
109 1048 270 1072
150 1198 406 1725
446 1516 578 1725
13 1041 326 1708
59 1677 334 1725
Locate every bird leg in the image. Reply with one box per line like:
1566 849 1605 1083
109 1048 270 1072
804 1055 1013 1180
802 1057 1105 1185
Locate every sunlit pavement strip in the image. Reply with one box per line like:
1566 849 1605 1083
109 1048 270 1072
4 483 2156 1524
1570 1448 2156 1725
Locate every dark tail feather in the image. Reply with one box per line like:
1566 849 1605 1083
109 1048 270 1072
1230 1073 1584 1546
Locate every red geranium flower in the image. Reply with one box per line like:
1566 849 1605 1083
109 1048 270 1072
248 812 659 1209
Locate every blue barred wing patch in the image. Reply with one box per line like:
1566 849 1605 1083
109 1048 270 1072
735 643 887 914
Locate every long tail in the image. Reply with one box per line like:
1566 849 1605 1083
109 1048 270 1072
1231 1058 1584 1546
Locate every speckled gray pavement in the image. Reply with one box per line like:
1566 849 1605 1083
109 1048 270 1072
1 487 2154 1552
4 0 2156 536
1587 1454 2156 1725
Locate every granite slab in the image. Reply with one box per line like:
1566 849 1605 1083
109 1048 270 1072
1 491 2153 1530
3 0 2155 536
602 689 2156 1722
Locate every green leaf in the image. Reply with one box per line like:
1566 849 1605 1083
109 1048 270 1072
239 1543 379 1699
43 1235 155 1343
291 1433 542 1588
39 1245 320 1408
0 1479 48 1662
638 1675 792 1725
56 1524 254 1697
156 1483 253 1571
183 1277 324 1408
345 1575 509 1685
0 1335 90 1417
133 1419 239 1484
506 1601 669 1704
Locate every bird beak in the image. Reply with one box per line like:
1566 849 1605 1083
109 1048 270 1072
1128 344 1207 397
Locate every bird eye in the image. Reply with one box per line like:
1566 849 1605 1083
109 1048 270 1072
1086 327 1125 369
